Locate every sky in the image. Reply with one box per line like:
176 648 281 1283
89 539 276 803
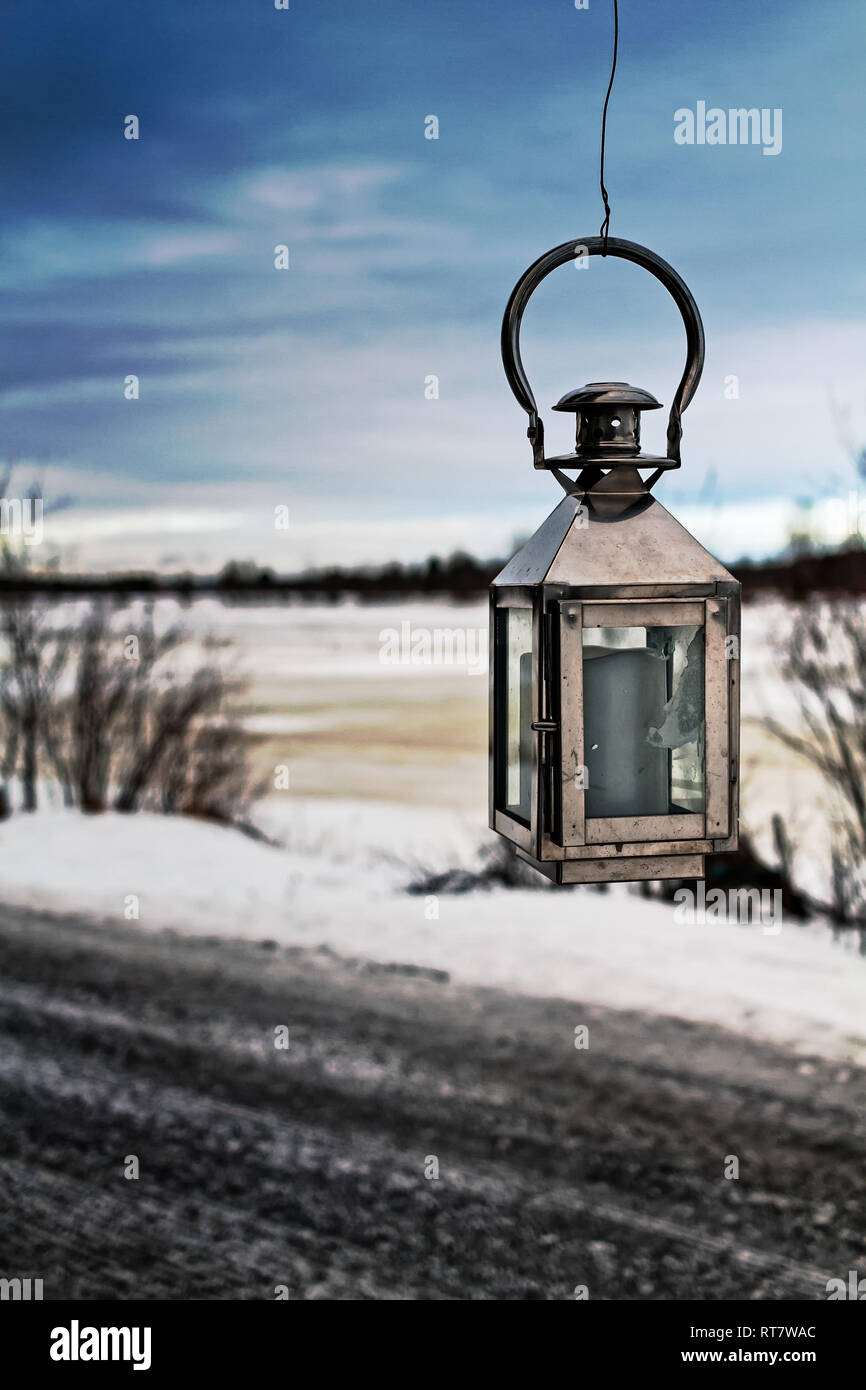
1 0 865 572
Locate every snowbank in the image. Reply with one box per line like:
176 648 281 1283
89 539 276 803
2 797 864 1066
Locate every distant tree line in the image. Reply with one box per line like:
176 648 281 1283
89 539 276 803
6 545 866 603
0 551 502 601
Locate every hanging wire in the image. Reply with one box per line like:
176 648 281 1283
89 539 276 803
598 0 619 255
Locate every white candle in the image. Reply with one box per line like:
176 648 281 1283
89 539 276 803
583 645 669 817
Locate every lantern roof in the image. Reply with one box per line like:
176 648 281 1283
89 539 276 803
552 380 662 413
492 492 736 589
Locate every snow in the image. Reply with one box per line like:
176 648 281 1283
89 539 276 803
2 796 864 1066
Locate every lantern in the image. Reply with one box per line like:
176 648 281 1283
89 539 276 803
490 237 740 884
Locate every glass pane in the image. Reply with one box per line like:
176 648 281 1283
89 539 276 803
581 624 704 818
497 607 533 822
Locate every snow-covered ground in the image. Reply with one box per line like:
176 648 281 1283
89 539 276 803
2 796 864 1067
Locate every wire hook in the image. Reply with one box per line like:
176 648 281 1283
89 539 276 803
598 0 619 255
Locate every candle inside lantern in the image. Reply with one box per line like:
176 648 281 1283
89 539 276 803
582 623 706 819
583 644 669 817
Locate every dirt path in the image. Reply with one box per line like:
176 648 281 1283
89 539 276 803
0 905 862 1300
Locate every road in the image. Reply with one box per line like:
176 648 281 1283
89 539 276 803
0 905 862 1300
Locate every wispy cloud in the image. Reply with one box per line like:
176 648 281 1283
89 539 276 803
243 164 403 212
135 230 241 267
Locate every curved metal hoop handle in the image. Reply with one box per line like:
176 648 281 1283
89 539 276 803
501 236 705 470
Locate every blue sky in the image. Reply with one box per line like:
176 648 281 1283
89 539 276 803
2 0 865 570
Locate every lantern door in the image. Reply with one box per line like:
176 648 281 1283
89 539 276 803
556 596 735 851
490 587 545 854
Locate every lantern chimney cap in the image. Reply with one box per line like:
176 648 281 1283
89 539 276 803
552 381 662 413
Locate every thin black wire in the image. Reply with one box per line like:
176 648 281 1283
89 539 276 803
598 0 619 255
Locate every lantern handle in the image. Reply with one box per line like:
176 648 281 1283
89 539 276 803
501 236 705 470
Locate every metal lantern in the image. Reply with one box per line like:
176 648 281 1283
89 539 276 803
490 237 740 885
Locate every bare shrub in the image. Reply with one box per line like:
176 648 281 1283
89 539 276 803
0 556 74 813
0 592 258 826
765 599 866 949
407 836 552 894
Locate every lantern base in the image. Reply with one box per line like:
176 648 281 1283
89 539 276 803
515 848 704 885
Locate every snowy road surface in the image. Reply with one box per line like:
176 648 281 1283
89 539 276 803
0 905 862 1300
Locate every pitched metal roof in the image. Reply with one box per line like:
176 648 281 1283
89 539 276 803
492 492 736 589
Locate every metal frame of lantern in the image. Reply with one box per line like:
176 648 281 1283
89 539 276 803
490 237 740 885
